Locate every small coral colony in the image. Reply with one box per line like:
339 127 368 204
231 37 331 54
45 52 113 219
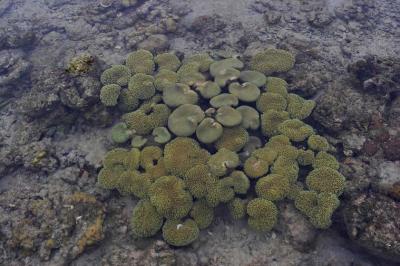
97 48 346 246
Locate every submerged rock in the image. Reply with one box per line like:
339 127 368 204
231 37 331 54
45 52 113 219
344 192 400 262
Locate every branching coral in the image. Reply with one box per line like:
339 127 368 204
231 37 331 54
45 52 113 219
96 48 346 246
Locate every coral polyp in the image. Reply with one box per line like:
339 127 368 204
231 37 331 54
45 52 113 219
97 48 345 246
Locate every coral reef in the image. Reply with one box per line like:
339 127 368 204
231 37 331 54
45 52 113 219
96 48 347 247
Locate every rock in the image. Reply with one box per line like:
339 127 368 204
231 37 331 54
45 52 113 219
312 87 379 132
376 161 400 195
0 25 36 50
0 50 30 96
382 136 400 161
307 232 375 266
342 133 366 156
344 193 400 262
137 34 169 53
347 56 400 96
279 204 317 251
191 15 226 34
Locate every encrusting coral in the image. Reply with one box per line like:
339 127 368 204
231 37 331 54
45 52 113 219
96 48 346 246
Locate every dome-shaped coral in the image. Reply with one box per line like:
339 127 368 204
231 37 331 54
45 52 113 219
207 148 240 177
162 219 199 247
261 110 290 137
126 49 155 75
167 104 204 136
100 84 121 106
287 93 316 120
148 175 193 219
130 199 163 238
155 52 181 72
215 126 249 152
183 165 217 198
101 65 131 86
278 119 314 142
154 69 178 92
164 137 210 177
256 92 287 113
306 167 346 195
307 134 330 151
190 199 214 229
247 198 278 232
228 198 247 220
196 118 223 144
250 48 295 75
256 174 290 201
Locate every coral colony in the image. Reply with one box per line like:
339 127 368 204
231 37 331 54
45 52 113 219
97 49 346 246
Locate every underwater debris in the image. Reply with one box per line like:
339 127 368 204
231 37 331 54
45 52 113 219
96 48 345 246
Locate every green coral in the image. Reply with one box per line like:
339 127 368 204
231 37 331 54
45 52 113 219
148 175 193 219
297 149 315 166
126 49 155 75
164 137 210 177
215 126 249 152
131 135 148 148
100 84 121 106
110 122 133 144
244 147 277 178
287 93 316 120
207 148 240 177
167 104 204 136
266 77 288 97
271 156 299 183
228 82 261 102
152 127 171 144
244 156 270 178
313 151 339 170
278 119 314 142
196 118 223 144
256 174 290 201
140 146 163 170
256 92 287 113
118 88 140 112
98 48 347 246
97 148 153 198
228 198 247 220
265 135 299 160
236 106 260 130
215 106 243 127
247 198 278 232
155 52 181 72
154 69 178 92
163 83 198 107
305 167 346 195
123 103 170 135
294 191 340 229
221 171 250 194
190 199 214 229
183 53 214 72
250 48 295 75
261 110 290 137
210 93 239 108
307 134 330 151
177 62 206 86
131 199 163 238
210 58 243 87
183 165 217 198
128 73 156 100
162 219 199 247
101 65 131 86
239 70 266 87
195 81 221 99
